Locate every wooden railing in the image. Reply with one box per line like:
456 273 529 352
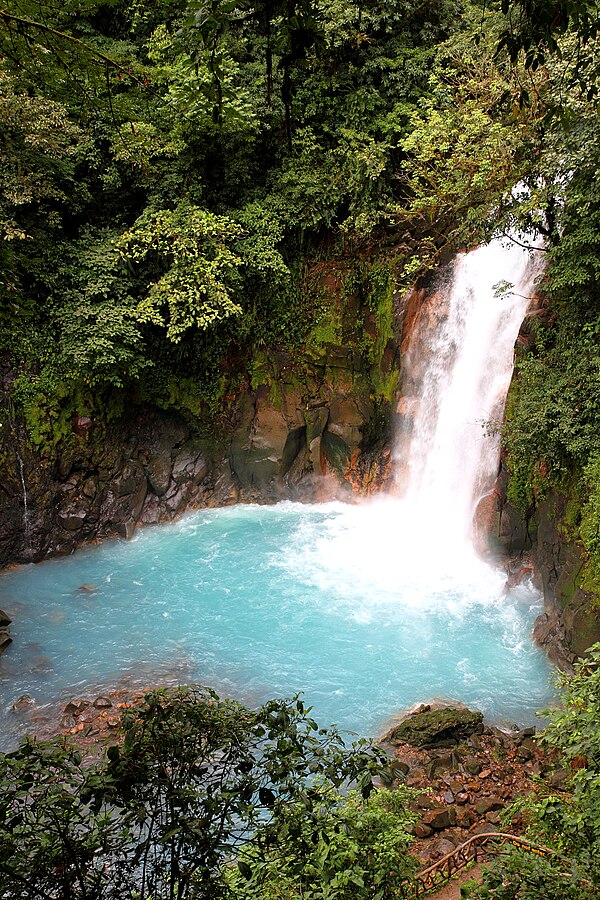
407 831 557 897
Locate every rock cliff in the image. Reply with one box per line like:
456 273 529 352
0 267 400 566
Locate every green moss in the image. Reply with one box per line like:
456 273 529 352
364 261 400 401
12 374 125 452
579 455 600 602
558 566 580 609
382 707 484 749
250 353 271 391
366 262 395 362
371 369 400 404
304 288 343 354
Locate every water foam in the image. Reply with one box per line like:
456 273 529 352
396 238 542 547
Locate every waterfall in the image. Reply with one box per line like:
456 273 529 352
16 449 32 554
394 238 541 552
270 239 544 605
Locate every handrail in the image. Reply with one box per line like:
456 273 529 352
407 831 560 897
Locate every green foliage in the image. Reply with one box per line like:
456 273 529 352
0 0 588 483
542 644 600 851
503 318 600 509
463 646 600 899
0 738 132 899
0 0 535 452
0 687 397 900
228 786 416 899
502 150 600 596
397 10 541 257
580 456 600 594
54 229 151 387
120 203 245 341
494 0 600 104
0 67 80 318
463 849 597 900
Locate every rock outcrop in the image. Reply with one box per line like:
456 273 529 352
0 608 12 655
382 705 484 749
531 493 600 667
381 706 553 868
0 317 400 566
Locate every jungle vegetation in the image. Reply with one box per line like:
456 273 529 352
1 0 599 549
1 1 600 896
1 649 599 898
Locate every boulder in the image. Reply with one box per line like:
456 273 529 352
455 807 476 828
412 796 444 812
0 628 12 653
146 452 172 497
474 797 504 816
306 406 329 445
115 462 143 497
93 696 112 709
281 427 307 478
230 398 290 492
327 396 365 449
431 837 456 858
322 430 351 476
471 822 498 835
0 609 11 626
12 693 35 711
82 476 98 499
117 520 137 540
421 807 456 831
172 444 209 483
428 751 462 777
57 508 88 532
464 757 482 776
63 699 90 717
382 706 484 748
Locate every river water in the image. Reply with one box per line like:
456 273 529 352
0 239 553 750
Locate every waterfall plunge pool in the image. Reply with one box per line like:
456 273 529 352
0 499 554 751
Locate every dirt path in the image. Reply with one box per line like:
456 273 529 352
427 863 482 899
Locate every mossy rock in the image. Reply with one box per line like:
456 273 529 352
382 707 484 748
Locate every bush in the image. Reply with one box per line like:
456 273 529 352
463 645 600 899
0 687 411 900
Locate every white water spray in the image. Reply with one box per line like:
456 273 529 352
280 239 543 612
395 239 542 552
16 449 32 554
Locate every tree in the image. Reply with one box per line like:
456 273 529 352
494 0 600 102
0 687 401 899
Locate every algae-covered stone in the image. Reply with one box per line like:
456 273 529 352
382 706 484 748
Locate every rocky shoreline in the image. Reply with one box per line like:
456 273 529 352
380 704 560 867
6 689 561 873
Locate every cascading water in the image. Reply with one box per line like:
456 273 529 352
394 239 542 558
16 450 32 555
0 239 553 751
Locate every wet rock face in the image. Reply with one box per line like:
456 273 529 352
226 374 385 501
0 346 395 566
531 493 600 666
476 457 534 559
483 452 600 665
0 609 12 655
0 408 222 566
